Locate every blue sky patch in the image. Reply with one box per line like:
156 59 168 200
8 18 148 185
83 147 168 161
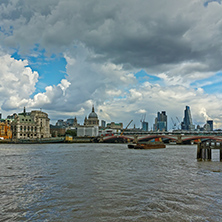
191 72 222 94
204 0 221 7
135 69 161 85
12 49 67 95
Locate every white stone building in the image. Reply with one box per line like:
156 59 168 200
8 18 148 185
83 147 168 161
11 108 51 139
77 126 99 137
77 105 100 137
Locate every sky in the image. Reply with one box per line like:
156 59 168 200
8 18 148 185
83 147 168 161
1 0 222 130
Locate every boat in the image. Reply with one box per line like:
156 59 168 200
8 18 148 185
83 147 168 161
128 138 166 149
169 140 177 145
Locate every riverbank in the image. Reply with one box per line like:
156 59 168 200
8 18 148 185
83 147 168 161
0 137 94 144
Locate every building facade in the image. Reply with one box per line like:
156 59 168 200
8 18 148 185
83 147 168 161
77 126 99 137
0 120 12 139
11 108 51 139
207 120 213 131
181 106 195 131
106 122 123 130
142 121 149 132
84 105 99 126
153 111 167 132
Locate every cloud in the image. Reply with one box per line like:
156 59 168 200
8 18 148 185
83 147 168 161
0 0 221 72
1 0 222 129
0 54 38 110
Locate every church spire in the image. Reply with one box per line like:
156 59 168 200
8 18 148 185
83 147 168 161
92 105 95 113
23 107 26 116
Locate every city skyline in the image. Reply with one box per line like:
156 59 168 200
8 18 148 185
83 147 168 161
1 1 222 129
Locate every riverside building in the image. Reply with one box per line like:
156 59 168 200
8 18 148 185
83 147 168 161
11 108 51 139
77 105 99 137
0 120 12 139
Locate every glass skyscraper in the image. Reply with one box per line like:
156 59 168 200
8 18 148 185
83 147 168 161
153 111 167 132
181 106 195 131
207 120 213 131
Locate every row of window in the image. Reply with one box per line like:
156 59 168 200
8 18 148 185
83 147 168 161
11 126 38 131
22 119 32 122
20 134 37 137
20 126 37 131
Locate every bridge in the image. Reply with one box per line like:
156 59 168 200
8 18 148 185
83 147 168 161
100 133 222 144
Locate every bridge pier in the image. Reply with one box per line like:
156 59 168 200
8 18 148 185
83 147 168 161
197 142 222 161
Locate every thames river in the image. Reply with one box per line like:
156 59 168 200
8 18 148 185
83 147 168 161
1 144 222 221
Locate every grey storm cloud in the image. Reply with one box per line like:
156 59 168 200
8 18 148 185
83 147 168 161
1 0 222 127
1 0 222 73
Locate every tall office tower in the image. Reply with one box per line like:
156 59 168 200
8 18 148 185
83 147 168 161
181 106 195 130
142 121 149 131
154 111 167 132
101 120 106 128
207 120 213 131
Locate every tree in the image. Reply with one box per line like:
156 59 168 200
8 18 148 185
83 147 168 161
65 129 77 137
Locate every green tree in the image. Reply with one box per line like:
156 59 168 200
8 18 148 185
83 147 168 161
65 129 77 137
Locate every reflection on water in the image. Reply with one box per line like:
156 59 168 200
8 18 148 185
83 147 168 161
1 144 222 221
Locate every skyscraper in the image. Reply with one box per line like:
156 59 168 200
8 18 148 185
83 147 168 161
207 120 213 131
142 121 149 131
181 106 195 131
153 111 167 132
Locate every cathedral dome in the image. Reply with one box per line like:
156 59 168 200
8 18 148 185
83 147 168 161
88 105 98 118
89 112 98 118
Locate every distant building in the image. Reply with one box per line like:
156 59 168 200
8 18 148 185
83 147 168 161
55 116 79 128
84 105 99 126
0 120 12 139
11 108 51 139
101 120 106 128
76 105 99 137
203 123 211 131
50 125 66 137
207 120 213 131
106 122 123 130
56 119 65 127
181 106 195 131
153 111 167 132
77 126 99 137
141 121 149 132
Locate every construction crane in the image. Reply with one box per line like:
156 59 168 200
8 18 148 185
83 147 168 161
171 117 176 130
176 117 181 129
140 114 146 130
140 114 146 123
120 120 133 136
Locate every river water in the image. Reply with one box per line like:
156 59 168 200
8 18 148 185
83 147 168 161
1 144 222 222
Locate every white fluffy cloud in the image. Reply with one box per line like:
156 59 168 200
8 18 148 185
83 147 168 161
0 54 38 111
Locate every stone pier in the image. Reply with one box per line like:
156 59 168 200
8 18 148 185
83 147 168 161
197 141 222 161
